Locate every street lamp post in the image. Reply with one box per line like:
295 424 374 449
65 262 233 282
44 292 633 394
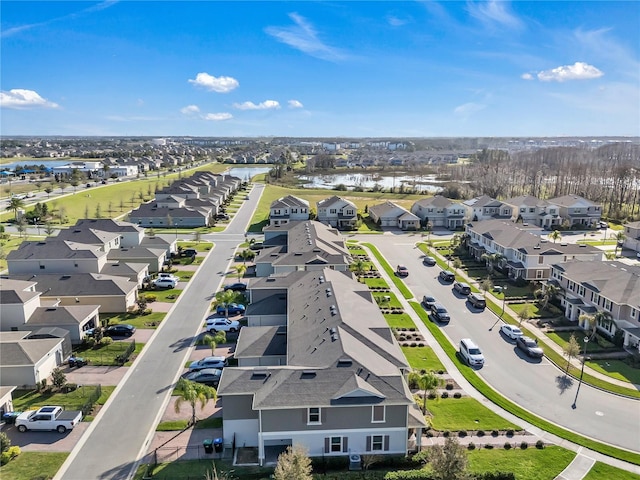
572 337 590 409
500 286 508 318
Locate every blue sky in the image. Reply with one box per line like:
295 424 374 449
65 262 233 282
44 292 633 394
1 1 639 137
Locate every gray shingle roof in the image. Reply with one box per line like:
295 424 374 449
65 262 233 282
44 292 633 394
270 195 309 209
28 305 99 326
235 326 287 357
0 336 62 366
54 228 120 245
0 278 41 304
8 273 137 296
7 240 106 260
74 218 144 234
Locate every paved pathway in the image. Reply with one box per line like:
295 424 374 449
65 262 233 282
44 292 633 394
555 450 597 480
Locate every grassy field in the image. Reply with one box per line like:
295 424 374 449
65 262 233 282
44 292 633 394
585 358 640 385
467 446 575 480
583 462 640 480
428 397 520 431
72 341 145 366
101 312 166 329
385 313 417 329
401 345 446 372
0 452 69 480
12 385 115 411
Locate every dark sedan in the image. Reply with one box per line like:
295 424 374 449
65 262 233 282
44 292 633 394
104 324 136 337
182 368 223 387
223 282 248 292
516 335 544 358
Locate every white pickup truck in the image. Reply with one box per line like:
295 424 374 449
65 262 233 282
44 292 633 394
15 406 82 433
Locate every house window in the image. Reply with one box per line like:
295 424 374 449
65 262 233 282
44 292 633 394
330 209 337 214
330 436 343 452
369 435 385 451
308 407 321 424
372 405 385 423
631 308 637 319
536 270 544 279
604 299 612 311
291 208 297 213
40 265 45 269
538 256 544 264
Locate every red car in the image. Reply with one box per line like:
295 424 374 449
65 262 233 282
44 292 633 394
396 265 409 277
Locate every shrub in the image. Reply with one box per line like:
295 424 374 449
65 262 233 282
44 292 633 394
0 446 21 465
0 432 10 453
491 430 499 437
477 430 485 437
441 391 449 399
520 441 529 449
485 444 494 449
453 392 462 399
144 294 157 303
428 393 437 400
458 431 467 438
84 337 96 348
438 369 445 375
504 442 512 450
445 383 454 390
384 470 433 480
100 336 113 346
442 430 450 437
467 442 476 450
535 440 545 449
506 429 514 437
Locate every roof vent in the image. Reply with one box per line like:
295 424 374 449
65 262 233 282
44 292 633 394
337 358 352 367
266 277 276 282
251 370 270 380
560 242 568 246
301 370 316 378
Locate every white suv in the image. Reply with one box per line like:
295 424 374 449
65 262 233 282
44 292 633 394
459 338 485 367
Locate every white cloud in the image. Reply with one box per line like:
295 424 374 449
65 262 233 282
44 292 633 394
203 112 232 121
521 73 534 80
453 102 486 117
387 15 409 27
537 62 604 82
467 0 522 30
265 13 347 62
288 100 304 109
0 89 59 109
188 73 239 93
180 105 200 115
232 100 280 111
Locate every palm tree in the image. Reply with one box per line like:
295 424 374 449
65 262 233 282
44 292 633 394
614 232 626 257
215 290 238 318
408 370 442 415
199 334 218 355
234 264 247 281
534 283 561 311
239 249 255 264
481 252 503 274
593 310 614 336
351 259 367 277
7 196 25 220
549 230 562 244
174 378 217 427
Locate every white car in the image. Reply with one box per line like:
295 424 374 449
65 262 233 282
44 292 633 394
206 317 241 333
153 278 177 289
157 273 179 283
500 324 523 340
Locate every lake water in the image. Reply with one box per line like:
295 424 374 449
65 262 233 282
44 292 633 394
298 172 442 192
1 160 69 171
226 166 271 180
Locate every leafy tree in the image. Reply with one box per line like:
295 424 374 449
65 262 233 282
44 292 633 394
428 437 470 480
0 431 10 453
549 230 562 244
16 218 27 238
44 186 53 198
136 294 148 314
517 303 532 326
95 203 102 218
273 444 313 480
51 367 67 390
215 290 239 318
174 378 217 427
534 283 561 311
614 231 626 257
563 333 581 372
44 221 55 236
408 370 441 415
7 196 25 220
479 277 493 296
198 332 225 355
234 264 247 281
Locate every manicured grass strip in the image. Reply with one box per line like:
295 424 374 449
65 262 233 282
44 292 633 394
0 452 69 480
583 461 640 480
410 301 640 465
12 386 104 411
362 243 413 299
372 291 402 308
585 359 640 386
138 459 270 480
101 312 166 329
467 446 576 480
386 313 417 329
143 287 183 303
177 241 213 252
363 277 389 289
401 345 446 373
72 341 145 367
428 397 520 431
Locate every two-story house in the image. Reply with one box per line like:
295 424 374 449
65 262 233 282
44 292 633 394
463 196 512 222
368 201 420 230
548 195 602 228
316 196 358 230
622 221 640 256
7 240 109 275
549 261 640 352
502 195 561 229
268 195 310 226
466 219 603 281
218 268 426 466
411 196 466 230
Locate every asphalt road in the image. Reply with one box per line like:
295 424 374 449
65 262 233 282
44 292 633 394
54 184 264 480
359 233 640 453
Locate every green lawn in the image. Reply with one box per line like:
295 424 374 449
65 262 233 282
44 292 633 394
137 459 269 480
363 278 389 289
547 330 621 354
73 341 145 367
12 385 113 411
467 446 575 480
585 358 640 385
170 268 196 281
401 345 446 373
0 452 69 480
156 417 222 431
385 313 417 329
372 291 402 308
428 397 520 431
177 241 213 252
583 462 640 480
101 312 166 329
141 287 183 302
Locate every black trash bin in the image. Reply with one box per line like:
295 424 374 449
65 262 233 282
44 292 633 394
2 412 22 424
213 438 223 453
203 439 213 454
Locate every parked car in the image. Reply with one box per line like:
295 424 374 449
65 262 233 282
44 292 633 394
189 356 228 371
422 295 437 309
153 278 177 289
249 242 264 250
422 256 436 266
15 406 82 434
430 303 450 323
439 270 455 282
216 303 246 316
206 317 241 333
453 282 471 295
459 338 484 367
516 336 544 358
157 273 179 282
396 265 409 277
216 213 230 220
223 282 247 292
181 248 197 258
467 293 486 309
181 368 223 387
500 325 523 340
104 324 136 337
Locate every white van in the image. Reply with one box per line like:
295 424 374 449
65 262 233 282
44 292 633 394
459 338 485 367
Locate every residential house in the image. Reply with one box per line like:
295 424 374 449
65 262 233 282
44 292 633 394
0 386 17 420
0 331 66 388
128 203 212 228
549 261 640 352
7 240 109 275
548 195 602 227
107 246 166 273
217 268 426 465
410 196 466 230
256 222 352 277
73 219 145 248
54 227 122 252
316 196 358 230
502 196 561 229
463 196 512 222
368 201 420 230
622 221 640 255
466 219 603 281
268 195 310 226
